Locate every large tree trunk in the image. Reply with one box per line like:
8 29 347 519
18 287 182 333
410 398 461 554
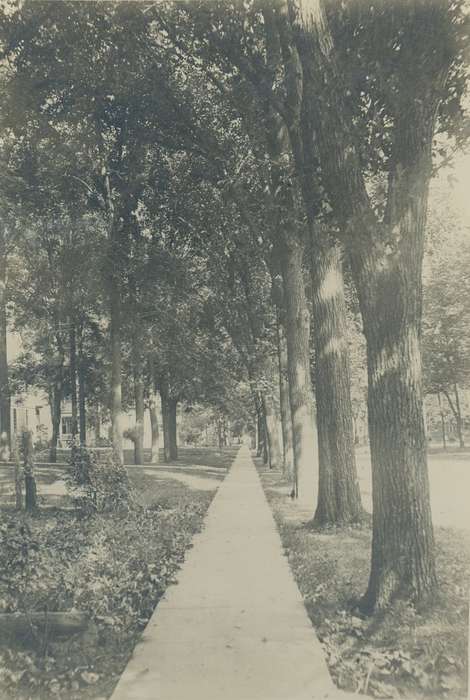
311 243 363 527
262 391 283 469
149 389 160 464
271 9 361 522
279 238 318 503
291 0 444 608
277 317 294 479
132 346 145 465
78 326 87 445
69 323 78 440
0 238 10 461
262 19 318 504
168 398 178 461
358 256 436 609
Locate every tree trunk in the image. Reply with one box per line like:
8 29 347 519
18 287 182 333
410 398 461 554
160 380 171 462
69 324 78 440
149 389 160 464
453 384 464 448
132 347 145 465
95 405 101 442
49 379 62 464
262 392 283 469
110 291 123 465
290 0 443 608
311 243 363 527
262 415 268 465
359 276 436 609
217 417 224 450
262 21 318 504
105 171 124 466
22 430 37 512
279 238 318 504
277 317 294 479
13 434 22 509
0 239 10 461
437 393 447 450
78 327 86 445
256 405 264 458
351 119 437 610
168 398 178 461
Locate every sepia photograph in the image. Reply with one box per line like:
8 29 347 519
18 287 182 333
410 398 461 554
0 0 469 698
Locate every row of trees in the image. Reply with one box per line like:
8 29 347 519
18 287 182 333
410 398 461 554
0 0 469 612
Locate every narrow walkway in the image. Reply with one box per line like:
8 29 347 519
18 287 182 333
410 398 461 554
111 446 343 700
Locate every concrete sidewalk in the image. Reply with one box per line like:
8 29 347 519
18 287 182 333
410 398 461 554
110 446 344 700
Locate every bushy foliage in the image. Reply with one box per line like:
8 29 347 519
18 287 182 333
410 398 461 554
65 502 207 634
65 446 133 515
0 493 211 699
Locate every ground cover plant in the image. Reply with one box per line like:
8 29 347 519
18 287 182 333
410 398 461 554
0 447 231 700
259 462 470 699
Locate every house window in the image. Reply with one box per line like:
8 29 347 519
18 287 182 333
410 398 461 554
61 416 74 435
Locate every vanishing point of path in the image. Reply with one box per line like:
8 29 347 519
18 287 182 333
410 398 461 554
111 446 348 700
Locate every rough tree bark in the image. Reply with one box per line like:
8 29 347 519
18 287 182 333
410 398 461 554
262 18 318 503
311 243 363 527
279 237 318 502
268 5 363 524
291 0 447 607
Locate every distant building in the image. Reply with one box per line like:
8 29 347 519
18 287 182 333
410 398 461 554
11 390 158 449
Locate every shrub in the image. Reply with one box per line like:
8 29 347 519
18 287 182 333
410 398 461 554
66 446 133 515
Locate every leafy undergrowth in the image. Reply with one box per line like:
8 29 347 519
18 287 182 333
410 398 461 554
259 466 469 699
0 452 222 700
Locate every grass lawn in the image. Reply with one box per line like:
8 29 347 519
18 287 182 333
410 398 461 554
0 447 235 700
258 453 470 699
